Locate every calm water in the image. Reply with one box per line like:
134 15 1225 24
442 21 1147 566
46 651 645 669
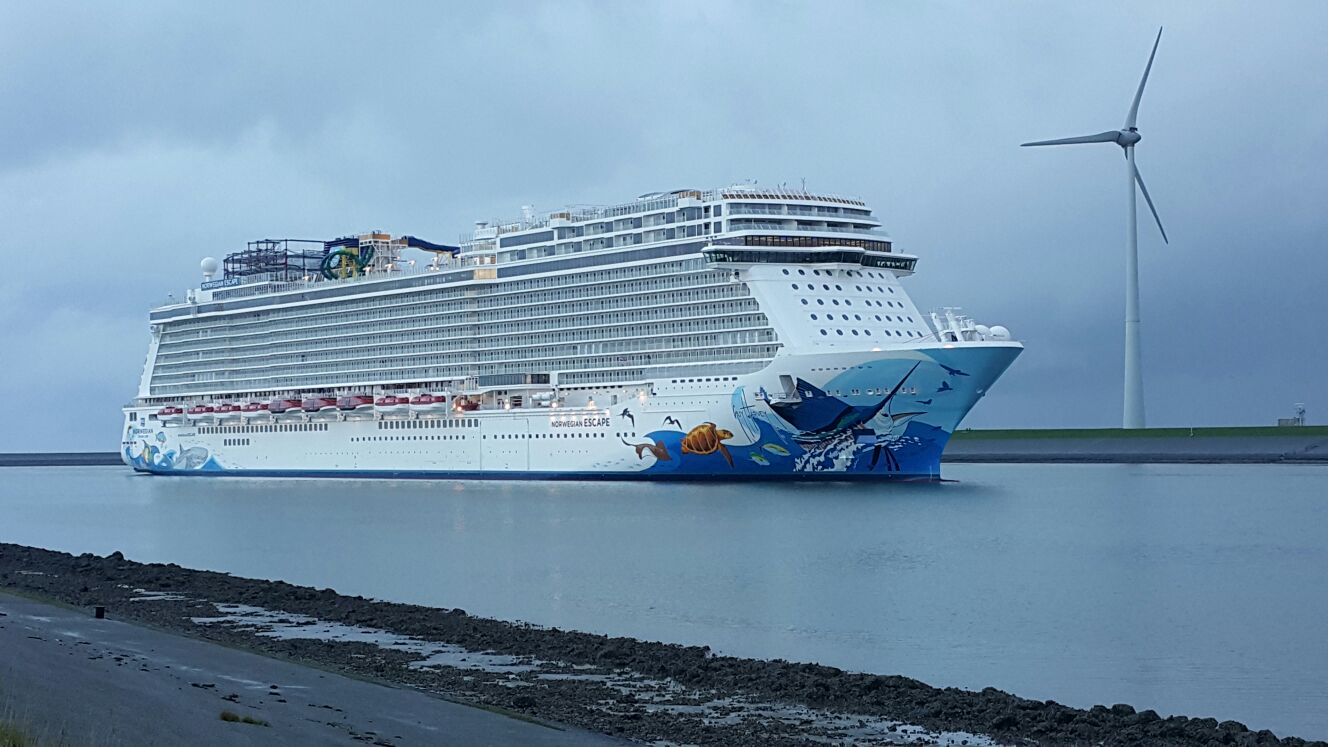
2 464 1325 739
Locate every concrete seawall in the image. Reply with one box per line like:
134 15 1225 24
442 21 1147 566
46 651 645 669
943 427 1328 464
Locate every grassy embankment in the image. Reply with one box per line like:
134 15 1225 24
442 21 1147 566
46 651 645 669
951 425 1328 440
0 721 32 747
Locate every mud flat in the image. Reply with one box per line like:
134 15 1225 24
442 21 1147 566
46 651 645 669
2 543 1322 747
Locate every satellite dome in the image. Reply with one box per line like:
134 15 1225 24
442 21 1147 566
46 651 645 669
200 257 220 275
989 325 1011 341
974 324 991 338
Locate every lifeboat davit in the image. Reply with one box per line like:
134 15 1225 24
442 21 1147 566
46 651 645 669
215 403 242 422
302 396 338 417
338 395 374 416
375 395 408 416
157 406 186 425
268 398 303 417
240 402 269 419
409 393 449 414
185 404 215 423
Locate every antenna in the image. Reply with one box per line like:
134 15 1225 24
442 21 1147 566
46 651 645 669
1022 27 1167 429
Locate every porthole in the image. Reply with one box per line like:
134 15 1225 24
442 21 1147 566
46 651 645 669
820 329 828 336
791 283 799 289
854 314 862 320
836 329 844 336
835 285 842 291
851 330 859 336
865 330 872 336
798 269 806 275
801 299 809 305
810 313 818 320
817 299 825 305
831 299 840 305
782 269 790 275
822 284 830 290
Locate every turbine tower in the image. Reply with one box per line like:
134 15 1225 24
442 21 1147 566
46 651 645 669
1023 28 1168 429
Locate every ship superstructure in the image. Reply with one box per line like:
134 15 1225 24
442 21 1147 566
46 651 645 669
122 185 1021 479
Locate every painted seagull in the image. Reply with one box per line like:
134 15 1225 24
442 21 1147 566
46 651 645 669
663 415 683 428
619 408 635 426
939 363 969 377
936 381 954 393
915 398 933 405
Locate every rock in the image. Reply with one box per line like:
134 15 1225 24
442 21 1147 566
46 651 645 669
989 714 1019 731
1112 703 1137 716
107 551 125 561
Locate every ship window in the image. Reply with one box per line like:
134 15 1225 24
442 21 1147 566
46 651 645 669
810 314 817 320
797 269 805 275
836 330 844 336
820 329 827 335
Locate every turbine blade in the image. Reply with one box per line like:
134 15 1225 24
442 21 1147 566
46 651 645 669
1125 27 1163 129
1133 163 1168 244
1021 130 1120 147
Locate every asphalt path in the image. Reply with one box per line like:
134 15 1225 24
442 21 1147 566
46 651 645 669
0 591 626 746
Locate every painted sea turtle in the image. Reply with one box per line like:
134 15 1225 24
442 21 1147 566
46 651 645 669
681 422 735 467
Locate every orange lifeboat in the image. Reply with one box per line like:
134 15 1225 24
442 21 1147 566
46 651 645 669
268 398 303 417
375 395 408 416
240 402 269 419
410 393 448 414
338 395 374 416
185 404 215 423
157 406 186 425
302 396 338 418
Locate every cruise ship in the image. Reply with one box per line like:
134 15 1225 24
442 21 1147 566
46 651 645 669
121 185 1021 480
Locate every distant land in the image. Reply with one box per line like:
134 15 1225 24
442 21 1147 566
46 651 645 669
4 426 1326 467
945 425 1328 464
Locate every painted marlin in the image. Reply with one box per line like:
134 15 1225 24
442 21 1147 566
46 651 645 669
765 363 920 444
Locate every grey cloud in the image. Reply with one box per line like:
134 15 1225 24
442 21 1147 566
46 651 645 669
2 1 1325 449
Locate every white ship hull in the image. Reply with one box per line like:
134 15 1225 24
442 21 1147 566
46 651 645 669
123 344 1018 480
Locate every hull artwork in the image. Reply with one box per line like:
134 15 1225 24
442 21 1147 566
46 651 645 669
124 346 1019 480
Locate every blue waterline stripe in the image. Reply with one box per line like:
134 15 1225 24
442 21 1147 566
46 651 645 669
135 467 941 483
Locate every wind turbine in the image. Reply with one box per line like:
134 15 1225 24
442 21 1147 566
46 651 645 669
1023 28 1168 430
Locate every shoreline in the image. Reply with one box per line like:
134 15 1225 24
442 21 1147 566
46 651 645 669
2 542 1321 746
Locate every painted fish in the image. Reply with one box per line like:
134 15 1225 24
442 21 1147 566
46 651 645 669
749 453 770 466
761 443 790 456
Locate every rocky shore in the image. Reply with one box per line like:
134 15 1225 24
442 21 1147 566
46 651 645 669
1 543 1321 747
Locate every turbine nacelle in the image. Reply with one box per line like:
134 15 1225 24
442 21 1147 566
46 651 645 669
1117 129 1141 146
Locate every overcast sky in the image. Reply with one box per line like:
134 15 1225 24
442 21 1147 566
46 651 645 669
3 1 1325 451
